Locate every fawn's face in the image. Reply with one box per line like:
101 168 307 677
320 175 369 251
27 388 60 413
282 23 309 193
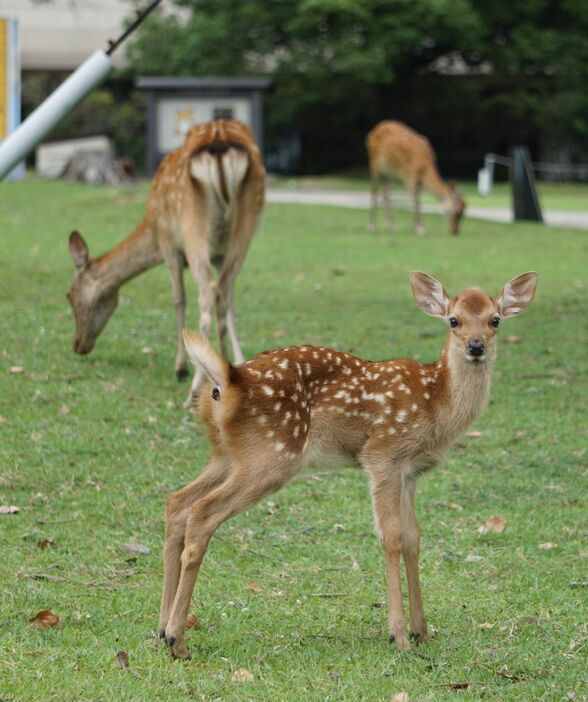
410 270 538 364
67 231 118 354
447 290 500 363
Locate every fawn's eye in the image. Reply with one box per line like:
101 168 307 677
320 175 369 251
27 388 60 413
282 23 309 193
449 316 459 329
491 316 501 328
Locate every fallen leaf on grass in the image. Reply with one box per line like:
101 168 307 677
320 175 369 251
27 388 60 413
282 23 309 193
466 431 483 438
121 543 150 554
391 693 410 702
272 330 285 339
464 554 484 564
497 665 523 681
246 581 262 593
28 610 60 628
141 347 152 355
448 682 469 690
37 538 55 549
477 516 507 534
231 667 254 682
9 366 24 374
58 404 70 416
186 614 201 630
479 622 494 629
538 542 558 549
0 505 20 514
505 335 521 344
116 650 130 670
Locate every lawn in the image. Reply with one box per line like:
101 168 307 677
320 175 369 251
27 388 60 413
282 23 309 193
0 179 586 701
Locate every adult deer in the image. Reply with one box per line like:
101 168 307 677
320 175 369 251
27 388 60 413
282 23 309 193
158 270 537 659
67 119 265 406
366 120 465 235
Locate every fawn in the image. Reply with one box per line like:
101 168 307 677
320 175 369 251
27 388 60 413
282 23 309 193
159 270 537 658
366 120 465 235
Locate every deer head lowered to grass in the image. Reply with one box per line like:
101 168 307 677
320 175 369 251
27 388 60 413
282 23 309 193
66 119 265 407
158 271 537 659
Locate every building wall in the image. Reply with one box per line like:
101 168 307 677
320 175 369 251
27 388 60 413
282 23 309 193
0 0 132 70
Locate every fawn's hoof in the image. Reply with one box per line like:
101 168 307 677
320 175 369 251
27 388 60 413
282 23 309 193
158 628 166 639
176 367 189 382
388 632 411 651
166 635 190 660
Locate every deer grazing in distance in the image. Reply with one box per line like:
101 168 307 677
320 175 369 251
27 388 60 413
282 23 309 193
67 119 265 407
158 270 537 659
366 120 466 236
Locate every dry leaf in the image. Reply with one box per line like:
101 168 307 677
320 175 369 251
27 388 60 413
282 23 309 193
506 335 521 344
121 543 150 554
479 622 494 629
9 366 24 374
449 682 469 690
0 505 20 514
477 515 507 534
186 614 201 630
466 430 483 438
246 581 262 593
464 554 484 563
538 542 558 550
58 404 70 416
231 667 254 682
116 650 130 670
141 347 152 354
391 694 410 702
28 610 60 628
272 330 285 339
37 538 55 549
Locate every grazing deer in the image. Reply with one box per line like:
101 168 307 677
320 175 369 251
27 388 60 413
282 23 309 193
158 270 537 659
67 119 265 406
366 120 465 236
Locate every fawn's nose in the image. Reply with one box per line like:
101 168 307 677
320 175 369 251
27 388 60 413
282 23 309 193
467 338 486 357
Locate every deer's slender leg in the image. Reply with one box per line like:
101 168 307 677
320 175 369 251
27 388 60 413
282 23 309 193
164 458 296 659
161 249 189 381
183 252 217 407
401 474 427 642
158 453 230 636
363 455 410 651
409 179 425 236
216 201 259 364
382 180 395 232
369 177 379 231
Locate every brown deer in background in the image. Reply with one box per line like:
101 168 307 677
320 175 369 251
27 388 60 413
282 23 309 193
158 270 537 659
67 120 265 407
366 120 466 235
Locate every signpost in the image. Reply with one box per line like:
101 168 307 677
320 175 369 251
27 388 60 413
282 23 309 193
0 16 24 179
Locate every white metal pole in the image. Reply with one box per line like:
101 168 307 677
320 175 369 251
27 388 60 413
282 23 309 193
0 49 113 180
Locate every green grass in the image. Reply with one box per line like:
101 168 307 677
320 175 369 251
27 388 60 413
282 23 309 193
271 174 588 212
0 179 586 701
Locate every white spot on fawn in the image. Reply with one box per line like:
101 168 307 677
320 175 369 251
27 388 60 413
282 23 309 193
262 385 274 396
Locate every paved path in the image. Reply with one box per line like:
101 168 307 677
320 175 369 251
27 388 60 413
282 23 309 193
267 188 588 230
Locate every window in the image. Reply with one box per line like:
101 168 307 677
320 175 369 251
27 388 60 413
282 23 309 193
213 107 234 120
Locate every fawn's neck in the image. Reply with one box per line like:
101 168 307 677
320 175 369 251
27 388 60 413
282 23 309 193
433 339 494 443
93 218 163 293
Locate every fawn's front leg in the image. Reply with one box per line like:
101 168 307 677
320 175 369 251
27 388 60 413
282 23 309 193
401 474 427 642
368 467 411 651
159 456 229 637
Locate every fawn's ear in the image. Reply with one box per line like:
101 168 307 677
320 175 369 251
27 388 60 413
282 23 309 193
410 271 451 318
69 230 89 270
496 272 538 318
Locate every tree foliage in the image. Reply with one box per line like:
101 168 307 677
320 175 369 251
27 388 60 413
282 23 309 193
126 0 588 173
